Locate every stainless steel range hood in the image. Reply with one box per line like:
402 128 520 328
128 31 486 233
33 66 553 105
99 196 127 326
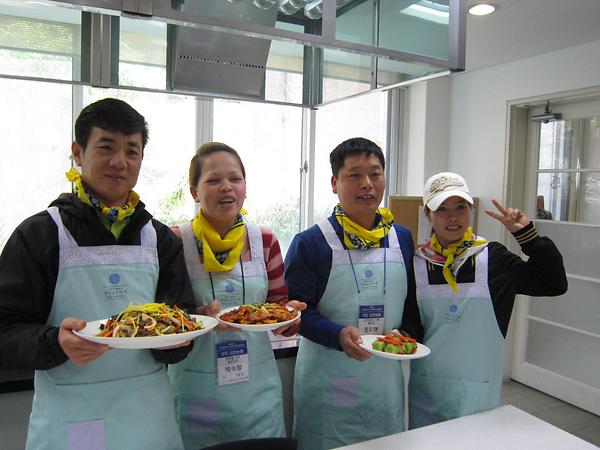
167 1 278 99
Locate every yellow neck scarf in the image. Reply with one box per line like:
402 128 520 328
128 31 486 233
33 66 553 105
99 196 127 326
191 208 248 272
334 203 394 250
430 226 487 294
66 168 139 222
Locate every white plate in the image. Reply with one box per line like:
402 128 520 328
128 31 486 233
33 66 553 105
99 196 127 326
359 334 431 360
217 305 301 332
73 315 218 349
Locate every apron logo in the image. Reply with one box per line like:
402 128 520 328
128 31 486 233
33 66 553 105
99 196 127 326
364 269 374 278
445 304 461 322
108 273 121 284
225 283 235 293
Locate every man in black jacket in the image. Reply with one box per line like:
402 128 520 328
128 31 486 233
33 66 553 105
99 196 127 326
0 98 194 450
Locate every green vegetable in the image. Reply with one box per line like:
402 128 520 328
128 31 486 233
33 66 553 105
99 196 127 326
402 342 416 354
372 341 386 352
384 343 401 354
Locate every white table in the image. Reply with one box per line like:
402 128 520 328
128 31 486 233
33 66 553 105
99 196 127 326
332 405 597 449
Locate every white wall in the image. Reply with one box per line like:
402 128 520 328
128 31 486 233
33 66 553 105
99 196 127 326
406 76 450 196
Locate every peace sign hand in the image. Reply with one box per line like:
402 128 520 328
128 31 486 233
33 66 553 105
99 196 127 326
485 198 531 233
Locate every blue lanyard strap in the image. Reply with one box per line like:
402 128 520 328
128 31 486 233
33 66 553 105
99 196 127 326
340 215 389 296
347 249 361 295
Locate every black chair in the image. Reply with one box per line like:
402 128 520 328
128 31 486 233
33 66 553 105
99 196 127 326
200 437 297 450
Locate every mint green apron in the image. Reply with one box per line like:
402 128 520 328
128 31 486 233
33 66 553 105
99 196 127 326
293 220 408 450
409 247 504 429
168 222 285 449
26 206 183 450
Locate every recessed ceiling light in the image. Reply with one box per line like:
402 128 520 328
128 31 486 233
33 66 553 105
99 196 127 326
468 3 496 16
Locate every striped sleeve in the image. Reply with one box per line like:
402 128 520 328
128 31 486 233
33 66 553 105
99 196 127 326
261 227 289 304
512 222 539 246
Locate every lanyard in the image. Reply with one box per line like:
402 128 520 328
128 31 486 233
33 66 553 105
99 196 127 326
342 217 388 295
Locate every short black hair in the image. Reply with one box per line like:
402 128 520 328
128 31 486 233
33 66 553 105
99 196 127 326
329 137 385 177
74 98 149 149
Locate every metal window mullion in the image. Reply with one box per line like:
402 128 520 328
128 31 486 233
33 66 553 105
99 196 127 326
303 20 323 108
386 88 406 200
81 12 119 87
70 84 84 172
300 107 317 230
370 0 380 90
571 120 584 221
195 97 214 148
193 97 214 216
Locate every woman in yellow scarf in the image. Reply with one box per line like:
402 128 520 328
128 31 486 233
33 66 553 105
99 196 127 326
167 142 305 450
408 172 567 429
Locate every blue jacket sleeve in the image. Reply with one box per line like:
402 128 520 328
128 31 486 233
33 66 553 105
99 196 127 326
284 229 345 350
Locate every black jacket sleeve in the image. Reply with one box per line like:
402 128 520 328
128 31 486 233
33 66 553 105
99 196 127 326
151 220 196 364
489 223 568 336
0 212 67 370
398 229 424 343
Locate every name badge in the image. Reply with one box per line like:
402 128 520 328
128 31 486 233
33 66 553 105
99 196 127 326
216 340 249 386
358 304 384 335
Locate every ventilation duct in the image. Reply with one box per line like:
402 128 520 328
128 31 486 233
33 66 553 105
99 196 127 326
168 1 278 99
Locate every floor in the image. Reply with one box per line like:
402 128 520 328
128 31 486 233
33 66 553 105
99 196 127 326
0 380 598 449
501 379 600 447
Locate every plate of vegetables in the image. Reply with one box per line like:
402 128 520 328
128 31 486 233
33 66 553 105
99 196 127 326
73 303 218 349
217 303 301 332
360 333 431 360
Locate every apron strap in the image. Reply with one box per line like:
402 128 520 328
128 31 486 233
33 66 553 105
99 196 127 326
47 206 78 249
180 221 203 279
139 221 157 248
317 219 344 250
246 223 265 265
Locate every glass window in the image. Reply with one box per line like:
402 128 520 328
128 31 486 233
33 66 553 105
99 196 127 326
313 90 388 223
213 99 302 254
335 0 375 46
536 117 600 225
265 21 304 104
335 0 449 60
0 0 82 81
0 78 72 249
379 0 449 59
82 88 198 226
322 49 372 103
119 17 167 90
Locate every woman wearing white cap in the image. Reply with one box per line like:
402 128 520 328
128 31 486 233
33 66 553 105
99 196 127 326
405 172 568 428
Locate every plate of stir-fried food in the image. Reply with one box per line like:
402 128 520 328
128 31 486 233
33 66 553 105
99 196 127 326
73 303 218 349
217 303 301 332
359 333 431 360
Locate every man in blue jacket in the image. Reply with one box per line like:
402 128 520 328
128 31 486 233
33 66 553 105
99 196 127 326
285 137 418 450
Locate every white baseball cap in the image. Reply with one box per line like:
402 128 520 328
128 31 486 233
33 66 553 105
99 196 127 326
423 172 473 211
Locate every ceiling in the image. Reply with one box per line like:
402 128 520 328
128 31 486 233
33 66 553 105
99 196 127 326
464 0 600 71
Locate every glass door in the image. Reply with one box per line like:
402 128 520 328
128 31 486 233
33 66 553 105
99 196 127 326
512 99 600 415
